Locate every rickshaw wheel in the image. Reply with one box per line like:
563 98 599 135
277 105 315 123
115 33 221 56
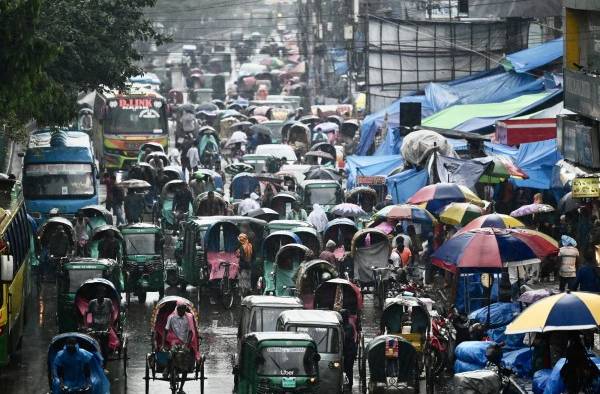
200 356 205 394
126 291 131 305
145 354 150 394
138 291 147 304
123 341 128 377
221 291 234 310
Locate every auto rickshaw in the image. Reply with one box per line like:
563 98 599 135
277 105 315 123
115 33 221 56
198 126 221 171
291 226 321 256
88 225 123 263
74 278 127 372
351 228 391 308
346 186 378 214
294 259 338 308
269 191 297 218
37 217 76 278
137 142 165 163
202 220 241 309
259 230 300 295
56 258 124 333
157 180 192 234
145 296 205 394
299 179 343 213
277 310 344 394
121 223 165 303
323 218 358 258
269 243 312 296
359 335 422 394
47 333 110 394
235 332 320 394
230 172 260 201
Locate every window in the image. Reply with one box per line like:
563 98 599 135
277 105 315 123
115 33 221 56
291 325 339 354
67 269 104 293
250 307 288 332
124 233 158 255
105 99 166 134
23 164 95 198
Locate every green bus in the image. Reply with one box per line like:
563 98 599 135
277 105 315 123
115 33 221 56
0 178 35 367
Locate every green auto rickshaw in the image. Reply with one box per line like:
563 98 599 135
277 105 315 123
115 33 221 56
299 179 343 213
121 222 165 303
56 257 124 333
235 332 320 394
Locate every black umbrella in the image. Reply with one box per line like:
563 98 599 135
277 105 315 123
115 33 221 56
196 102 219 112
559 192 581 213
225 162 254 175
249 124 272 137
304 166 341 181
304 151 334 161
245 208 279 222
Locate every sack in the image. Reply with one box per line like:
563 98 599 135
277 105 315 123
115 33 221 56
455 341 496 366
454 359 485 373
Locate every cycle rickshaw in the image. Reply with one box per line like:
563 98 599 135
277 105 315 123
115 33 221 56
351 228 391 309
294 259 338 308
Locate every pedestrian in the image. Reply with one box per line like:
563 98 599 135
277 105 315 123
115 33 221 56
307 203 328 233
574 248 600 292
187 142 200 173
398 238 412 268
237 233 253 295
168 145 182 167
340 309 357 388
74 213 90 256
286 201 307 221
237 192 260 216
558 235 579 292
319 240 338 267
103 173 113 211
180 135 193 180
111 183 125 226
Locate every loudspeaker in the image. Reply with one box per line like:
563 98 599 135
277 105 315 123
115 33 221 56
399 102 421 128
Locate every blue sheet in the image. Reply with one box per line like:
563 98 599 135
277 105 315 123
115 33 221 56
386 169 429 204
502 348 532 378
345 155 403 189
469 302 520 328
543 357 600 394
455 341 496 366
503 38 563 74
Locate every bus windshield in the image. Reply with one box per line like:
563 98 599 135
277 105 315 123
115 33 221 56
23 164 94 198
105 97 166 134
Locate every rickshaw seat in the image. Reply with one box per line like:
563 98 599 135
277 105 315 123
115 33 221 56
75 298 121 351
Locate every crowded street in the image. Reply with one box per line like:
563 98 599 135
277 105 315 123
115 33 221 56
1 1 599 394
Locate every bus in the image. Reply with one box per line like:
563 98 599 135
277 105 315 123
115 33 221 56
22 129 99 225
100 86 169 170
0 178 34 367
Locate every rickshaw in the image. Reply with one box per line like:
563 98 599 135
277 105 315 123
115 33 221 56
235 332 320 394
299 179 343 212
269 191 297 218
88 225 123 263
313 122 339 144
74 278 127 372
304 150 335 166
359 335 421 394
121 223 165 304
157 180 192 234
78 205 113 236
294 259 338 308
225 162 255 176
56 258 124 333
346 186 378 214
145 151 169 169
313 278 363 343
323 218 358 258
351 228 391 309
162 166 183 183
117 179 154 217
194 191 227 216
310 142 337 163
137 142 165 163
202 220 241 309
267 219 313 233
284 122 311 159
230 172 260 201
292 226 321 256
277 310 344 393
259 230 301 294
341 119 360 141
47 333 110 394
269 243 313 296
37 217 76 278
145 296 205 394
198 126 221 171
192 168 224 193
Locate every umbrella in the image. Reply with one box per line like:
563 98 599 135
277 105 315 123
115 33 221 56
475 156 528 184
558 192 581 213
245 208 279 222
432 227 558 273
196 102 218 112
299 115 319 124
225 163 254 175
249 124 272 137
506 292 600 334
408 183 484 214
304 151 334 161
117 179 151 189
330 203 367 218
226 131 248 147
510 203 555 217
439 203 484 226
517 288 558 305
231 121 253 130
304 167 341 181
314 122 339 133
373 204 437 225
458 214 525 234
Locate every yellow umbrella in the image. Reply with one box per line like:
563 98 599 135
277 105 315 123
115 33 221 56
505 292 600 334
439 202 484 226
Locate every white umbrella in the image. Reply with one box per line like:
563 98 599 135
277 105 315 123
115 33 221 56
226 131 248 147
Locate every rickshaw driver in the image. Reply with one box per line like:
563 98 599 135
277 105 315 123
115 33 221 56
124 188 144 224
42 226 70 275
197 190 225 216
53 337 92 393
162 303 194 393
341 309 357 389
87 287 113 365
98 231 119 260
173 183 194 221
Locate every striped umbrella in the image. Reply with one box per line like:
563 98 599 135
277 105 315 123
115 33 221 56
408 183 484 214
373 204 437 225
506 292 600 334
439 203 484 226
458 214 525 234
432 227 558 273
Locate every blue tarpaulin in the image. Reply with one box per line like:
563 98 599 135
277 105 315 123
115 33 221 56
485 139 562 190
503 38 563 74
386 169 429 203
345 155 403 189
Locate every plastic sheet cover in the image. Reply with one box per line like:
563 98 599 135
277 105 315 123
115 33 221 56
386 169 429 204
400 129 457 166
345 155 403 189
503 38 563 74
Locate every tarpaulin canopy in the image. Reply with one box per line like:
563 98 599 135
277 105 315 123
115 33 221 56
435 155 489 190
484 139 562 190
345 155 403 189
386 169 429 204
422 90 562 133
502 38 563 74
